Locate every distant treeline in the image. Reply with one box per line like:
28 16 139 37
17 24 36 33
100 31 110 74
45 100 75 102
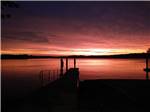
1 53 150 59
75 53 150 59
1 54 55 59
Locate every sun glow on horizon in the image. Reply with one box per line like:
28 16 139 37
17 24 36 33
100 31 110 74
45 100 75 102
1 48 145 56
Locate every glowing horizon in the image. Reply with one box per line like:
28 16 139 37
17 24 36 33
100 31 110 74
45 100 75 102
1 48 146 56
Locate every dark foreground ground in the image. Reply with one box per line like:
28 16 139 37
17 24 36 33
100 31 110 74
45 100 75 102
79 80 150 112
2 69 150 112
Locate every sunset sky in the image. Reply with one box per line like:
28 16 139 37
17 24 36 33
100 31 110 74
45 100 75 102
1 1 150 56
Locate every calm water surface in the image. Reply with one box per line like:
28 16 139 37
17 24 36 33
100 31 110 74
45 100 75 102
2 58 149 98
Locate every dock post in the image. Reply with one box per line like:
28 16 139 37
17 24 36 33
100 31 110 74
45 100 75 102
74 58 76 68
146 57 148 69
60 58 64 77
144 49 150 80
66 57 68 72
146 55 149 80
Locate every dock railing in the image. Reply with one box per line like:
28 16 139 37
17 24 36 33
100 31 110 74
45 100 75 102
39 69 60 86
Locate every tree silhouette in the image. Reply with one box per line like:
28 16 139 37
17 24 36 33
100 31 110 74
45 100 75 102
147 48 150 53
1 1 19 19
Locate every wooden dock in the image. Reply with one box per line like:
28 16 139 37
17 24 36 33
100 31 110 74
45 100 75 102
6 68 79 112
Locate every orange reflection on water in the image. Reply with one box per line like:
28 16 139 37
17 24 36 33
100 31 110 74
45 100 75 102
77 59 148 80
2 58 148 80
78 59 111 66
2 58 148 98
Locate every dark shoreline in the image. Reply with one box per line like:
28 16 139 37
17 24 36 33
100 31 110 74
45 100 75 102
1 53 150 59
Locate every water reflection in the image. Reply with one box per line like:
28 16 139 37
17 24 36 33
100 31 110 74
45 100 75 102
2 58 149 80
1 58 149 98
78 59 147 80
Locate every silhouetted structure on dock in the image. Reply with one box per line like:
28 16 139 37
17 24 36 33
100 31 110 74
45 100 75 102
60 58 64 77
60 57 77 75
66 58 68 72
38 57 77 86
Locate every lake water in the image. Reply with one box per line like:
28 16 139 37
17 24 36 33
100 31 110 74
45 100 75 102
1 58 149 99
